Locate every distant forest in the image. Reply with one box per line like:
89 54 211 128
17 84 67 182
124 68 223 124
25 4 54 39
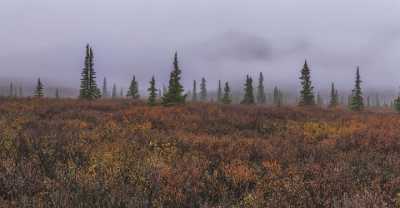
1 44 400 111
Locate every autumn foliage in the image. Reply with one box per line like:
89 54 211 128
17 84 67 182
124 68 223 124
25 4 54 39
1 99 400 207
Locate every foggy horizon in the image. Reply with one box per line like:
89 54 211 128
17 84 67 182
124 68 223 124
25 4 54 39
1 0 400 93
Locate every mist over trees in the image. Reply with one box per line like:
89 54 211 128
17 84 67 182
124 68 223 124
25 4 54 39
2 44 400 112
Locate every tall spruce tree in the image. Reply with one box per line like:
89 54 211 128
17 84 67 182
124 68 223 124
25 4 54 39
222 81 232 104
299 60 315 106
34 78 44 98
162 52 186 105
148 76 157 106
192 80 197 102
329 82 339 108
127 75 140 99
257 72 266 104
241 75 255 105
217 80 222 103
350 67 364 111
79 44 100 100
112 84 117 99
200 77 207 101
102 77 108 98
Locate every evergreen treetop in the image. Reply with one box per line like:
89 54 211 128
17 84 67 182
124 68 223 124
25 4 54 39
329 82 339 108
299 60 315 106
241 75 255 105
222 81 232 104
34 78 44 98
350 67 364 111
200 77 207 101
257 72 266 104
127 75 140 99
162 52 186 105
148 76 157 106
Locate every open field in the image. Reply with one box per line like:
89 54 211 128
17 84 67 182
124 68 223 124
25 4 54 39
1 99 400 207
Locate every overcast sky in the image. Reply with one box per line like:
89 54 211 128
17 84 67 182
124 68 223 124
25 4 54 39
1 0 400 92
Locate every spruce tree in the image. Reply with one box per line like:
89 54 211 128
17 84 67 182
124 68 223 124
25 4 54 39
350 67 364 111
126 75 140 99
200 77 207 101
162 52 186 105
395 96 400 112
273 86 282 107
257 72 266 104
148 76 157 106
79 44 100 100
217 80 222 103
55 88 60 99
112 84 117 99
192 80 197 102
120 88 124 98
241 75 255 105
222 81 232 104
34 78 44 98
102 77 108 98
299 60 315 106
9 82 14 97
329 82 339 108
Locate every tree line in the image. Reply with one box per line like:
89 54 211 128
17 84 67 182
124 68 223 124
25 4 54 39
4 44 400 112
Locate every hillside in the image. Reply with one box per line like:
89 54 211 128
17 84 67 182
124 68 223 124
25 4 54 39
0 99 400 207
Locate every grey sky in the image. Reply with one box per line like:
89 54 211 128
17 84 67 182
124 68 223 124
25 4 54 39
1 0 400 92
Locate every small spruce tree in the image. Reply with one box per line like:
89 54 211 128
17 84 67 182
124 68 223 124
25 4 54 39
112 84 117 99
192 80 197 102
127 75 140 99
241 75 255 105
329 82 339 108
217 80 222 103
350 67 364 111
222 81 232 104
257 72 266 104
299 60 315 106
394 96 400 112
55 88 60 99
102 77 108 98
200 77 207 101
148 76 157 106
162 52 186 105
34 78 44 98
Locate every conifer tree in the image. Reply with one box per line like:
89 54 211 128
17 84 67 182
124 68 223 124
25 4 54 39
299 60 315 106
102 77 108 98
55 88 60 99
241 75 255 105
148 76 157 106
162 52 186 105
127 75 140 99
222 81 232 104
329 83 339 108
257 72 266 104
192 80 197 102
395 96 400 112
79 44 100 100
200 77 207 101
9 82 14 97
34 78 44 98
350 67 364 111
112 84 117 99
217 80 222 103
273 86 283 107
